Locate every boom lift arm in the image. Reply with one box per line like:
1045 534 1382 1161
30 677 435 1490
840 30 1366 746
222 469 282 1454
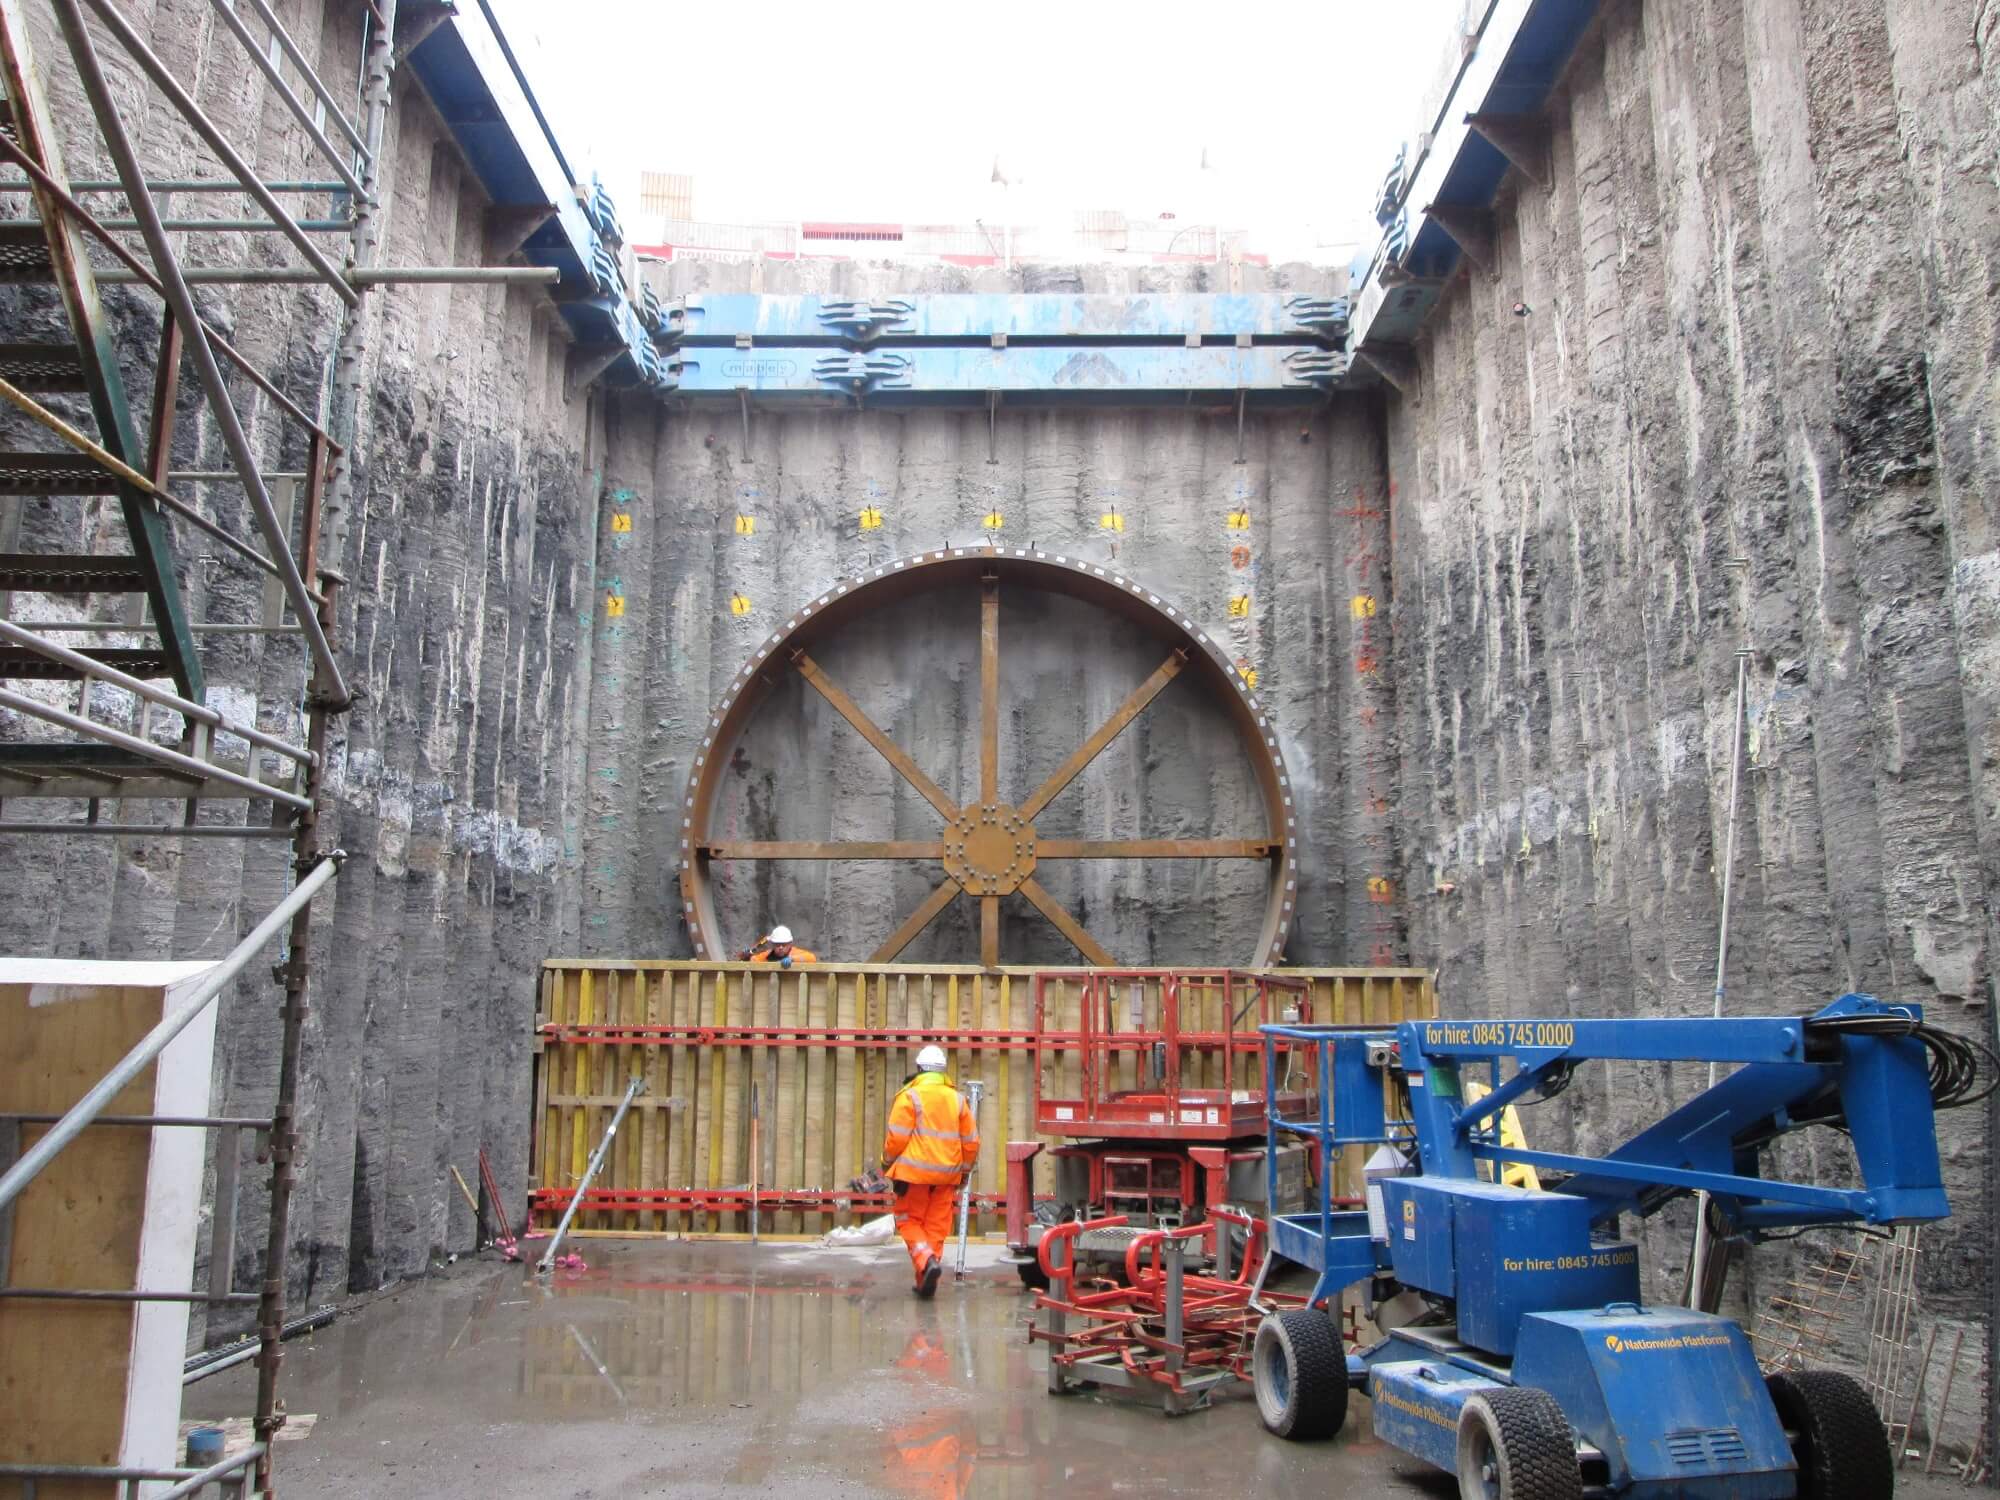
1386 993 1958 1235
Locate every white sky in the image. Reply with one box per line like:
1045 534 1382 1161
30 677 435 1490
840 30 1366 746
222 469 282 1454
482 0 1468 260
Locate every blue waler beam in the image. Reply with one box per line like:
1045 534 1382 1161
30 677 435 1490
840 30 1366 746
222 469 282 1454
668 343 1347 406
670 293 1350 347
1348 0 1598 357
405 6 669 391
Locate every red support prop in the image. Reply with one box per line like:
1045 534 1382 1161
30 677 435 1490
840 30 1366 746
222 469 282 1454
1005 1141 1043 1248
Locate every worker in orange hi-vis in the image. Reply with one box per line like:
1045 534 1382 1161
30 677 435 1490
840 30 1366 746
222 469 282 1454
881 1044 979 1299
739 924 817 966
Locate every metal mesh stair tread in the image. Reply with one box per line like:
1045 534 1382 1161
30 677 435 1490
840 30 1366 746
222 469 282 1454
0 741 204 779
0 452 123 493
0 646 170 679
0 551 147 592
0 340 85 391
0 220 52 279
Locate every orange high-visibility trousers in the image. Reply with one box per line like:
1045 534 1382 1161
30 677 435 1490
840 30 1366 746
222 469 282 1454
893 1182 957 1281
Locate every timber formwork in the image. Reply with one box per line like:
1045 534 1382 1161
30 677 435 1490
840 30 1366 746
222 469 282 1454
531 961 1436 1239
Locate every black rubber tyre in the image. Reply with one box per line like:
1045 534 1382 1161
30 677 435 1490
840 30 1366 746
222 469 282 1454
1015 1257 1050 1291
1455 1386 1582 1500
1766 1368 1894 1500
1252 1308 1349 1440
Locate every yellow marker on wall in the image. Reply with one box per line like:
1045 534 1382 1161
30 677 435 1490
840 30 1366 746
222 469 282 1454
728 593 752 616
983 511 1004 531
734 514 756 535
859 506 883 531
611 513 633 533
1100 511 1125 532
604 592 625 618
1228 595 1251 618
1226 510 1251 530
1238 665 1258 689
1351 594 1377 618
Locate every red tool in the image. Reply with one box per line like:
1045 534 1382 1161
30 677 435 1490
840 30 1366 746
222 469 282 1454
477 1147 520 1260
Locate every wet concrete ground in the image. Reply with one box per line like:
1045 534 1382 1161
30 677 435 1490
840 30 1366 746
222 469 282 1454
186 1241 1973 1498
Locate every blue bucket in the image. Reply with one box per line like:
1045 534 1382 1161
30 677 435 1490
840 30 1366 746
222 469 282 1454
185 1426 227 1466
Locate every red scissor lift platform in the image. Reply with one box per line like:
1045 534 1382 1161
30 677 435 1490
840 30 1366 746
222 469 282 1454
1005 969 1314 1288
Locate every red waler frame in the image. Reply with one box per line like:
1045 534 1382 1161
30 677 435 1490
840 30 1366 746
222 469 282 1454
529 1186 1022 1219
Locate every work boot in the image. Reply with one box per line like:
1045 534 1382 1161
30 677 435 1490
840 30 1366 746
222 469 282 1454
917 1252 942 1300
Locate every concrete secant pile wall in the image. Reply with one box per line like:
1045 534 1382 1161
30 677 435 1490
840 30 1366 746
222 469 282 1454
1381 0 2000 1399
601 255 1383 972
0 0 1994 1437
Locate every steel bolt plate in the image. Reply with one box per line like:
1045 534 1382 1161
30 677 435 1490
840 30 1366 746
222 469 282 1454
941 801 1036 895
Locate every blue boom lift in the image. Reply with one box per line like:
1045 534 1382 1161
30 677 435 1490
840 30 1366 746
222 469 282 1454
1249 995 1982 1498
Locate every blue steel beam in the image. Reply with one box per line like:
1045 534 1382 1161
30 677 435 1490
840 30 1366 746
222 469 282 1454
1347 0 1598 360
405 8 672 392
669 293 1351 347
667 343 1346 405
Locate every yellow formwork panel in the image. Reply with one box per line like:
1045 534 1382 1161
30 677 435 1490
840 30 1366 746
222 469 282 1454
530 962 1438 1235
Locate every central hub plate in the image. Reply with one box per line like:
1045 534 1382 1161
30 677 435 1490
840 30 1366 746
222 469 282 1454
942 802 1037 895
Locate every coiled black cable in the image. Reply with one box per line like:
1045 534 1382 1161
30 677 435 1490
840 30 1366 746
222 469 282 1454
1805 1012 1999 1110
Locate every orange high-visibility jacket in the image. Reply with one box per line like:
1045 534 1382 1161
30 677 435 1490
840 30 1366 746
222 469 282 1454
882 1072 979 1185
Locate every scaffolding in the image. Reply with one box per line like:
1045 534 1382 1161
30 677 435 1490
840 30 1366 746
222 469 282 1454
0 0 535 1492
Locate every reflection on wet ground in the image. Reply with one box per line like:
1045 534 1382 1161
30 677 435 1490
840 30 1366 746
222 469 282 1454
181 1240 1440 1497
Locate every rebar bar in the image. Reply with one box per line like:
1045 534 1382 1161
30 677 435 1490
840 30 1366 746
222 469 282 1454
9 621 306 635
57 178 348 193
0 820 292 836
96 264 560 285
96 217 352 232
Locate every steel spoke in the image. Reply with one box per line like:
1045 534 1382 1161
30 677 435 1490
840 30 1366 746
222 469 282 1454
1020 648 1188 820
1036 838 1278 859
795 650 960 821
700 840 945 860
869 877 965 963
981 894 1000 968
981 570 999 804
1018 877 1116 966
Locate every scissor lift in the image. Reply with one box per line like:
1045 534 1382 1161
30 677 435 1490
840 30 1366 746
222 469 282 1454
1004 968 1314 1288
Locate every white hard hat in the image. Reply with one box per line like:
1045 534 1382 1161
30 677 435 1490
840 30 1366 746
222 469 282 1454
768 925 793 945
916 1044 948 1073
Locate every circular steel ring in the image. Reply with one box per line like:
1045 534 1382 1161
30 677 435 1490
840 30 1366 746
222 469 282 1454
676 544 1298 964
